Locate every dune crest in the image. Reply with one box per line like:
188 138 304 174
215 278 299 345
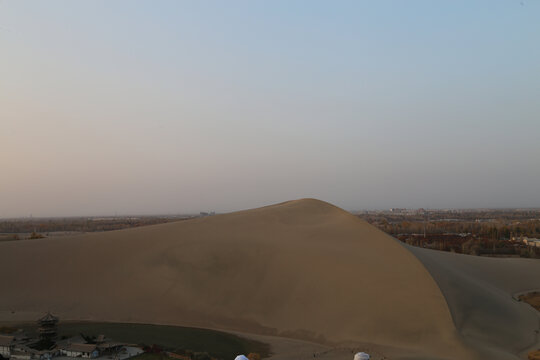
0 199 473 359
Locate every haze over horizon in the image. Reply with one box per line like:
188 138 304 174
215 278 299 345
2 1 540 217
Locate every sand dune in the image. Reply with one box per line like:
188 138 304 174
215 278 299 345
0 199 535 359
409 246 540 359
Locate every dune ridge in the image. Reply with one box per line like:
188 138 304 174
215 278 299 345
1 199 474 359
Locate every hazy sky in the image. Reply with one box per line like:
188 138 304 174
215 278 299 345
1 1 539 217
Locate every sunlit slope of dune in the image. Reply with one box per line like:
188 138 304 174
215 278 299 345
0 199 470 358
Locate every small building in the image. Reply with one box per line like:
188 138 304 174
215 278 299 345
9 350 32 360
96 342 124 356
522 237 540 247
0 335 14 358
60 344 99 358
120 347 144 360
10 345 36 360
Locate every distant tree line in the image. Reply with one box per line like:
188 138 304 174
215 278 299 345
0 216 192 235
359 210 540 259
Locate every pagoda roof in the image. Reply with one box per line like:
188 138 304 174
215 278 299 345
38 312 59 323
38 327 58 333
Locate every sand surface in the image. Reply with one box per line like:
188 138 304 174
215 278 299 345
408 246 540 359
0 199 536 359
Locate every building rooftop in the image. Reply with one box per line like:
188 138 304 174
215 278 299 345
0 335 14 346
62 343 98 353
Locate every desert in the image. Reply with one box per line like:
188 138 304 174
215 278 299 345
1 199 539 359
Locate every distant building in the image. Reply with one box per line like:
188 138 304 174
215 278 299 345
0 335 14 358
199 211 215 217
0 314 142 360
515 237 540 247
526 238 540 248
60 344 99 358
9 345 35 360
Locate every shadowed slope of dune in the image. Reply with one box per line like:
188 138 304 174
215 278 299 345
408 246 540 360
0 199 472 359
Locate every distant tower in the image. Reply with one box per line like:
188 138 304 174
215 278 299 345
38 312 59 344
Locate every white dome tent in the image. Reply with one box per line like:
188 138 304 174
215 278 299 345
234 356 249 360
353 352 370 360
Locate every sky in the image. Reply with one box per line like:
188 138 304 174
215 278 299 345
1 1 539 217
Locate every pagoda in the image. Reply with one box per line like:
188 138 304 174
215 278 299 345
37 312 59 344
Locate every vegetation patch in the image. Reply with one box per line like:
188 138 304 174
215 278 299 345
518 291 540 312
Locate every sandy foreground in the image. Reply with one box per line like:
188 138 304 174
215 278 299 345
0 199 538 359
228 329 459 360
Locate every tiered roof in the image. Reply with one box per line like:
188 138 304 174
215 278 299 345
38 312 59 324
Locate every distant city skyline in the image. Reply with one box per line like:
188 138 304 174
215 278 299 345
3 204 540 220
1 1 539 217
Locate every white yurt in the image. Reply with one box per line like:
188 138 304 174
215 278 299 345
234 355 249 360
353 352 370 360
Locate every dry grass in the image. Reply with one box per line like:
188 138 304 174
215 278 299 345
519 291 540 312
